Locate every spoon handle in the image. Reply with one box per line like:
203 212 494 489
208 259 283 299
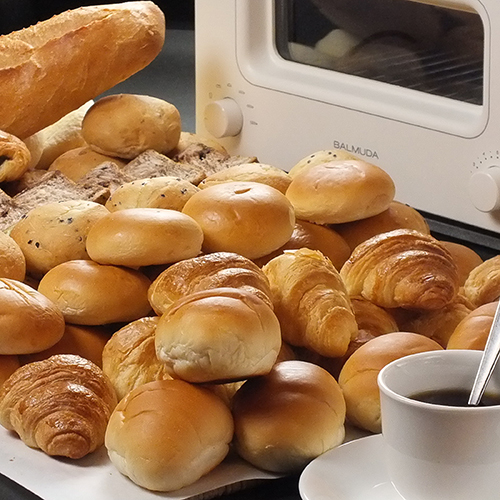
468 301 500 406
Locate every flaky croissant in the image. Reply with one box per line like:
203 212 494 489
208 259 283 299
148 251 273 314
340 229 459 310
0 354 117 459
262 248 358 357
463 255 500 307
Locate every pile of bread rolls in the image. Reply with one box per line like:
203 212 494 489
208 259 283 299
0 0 498 495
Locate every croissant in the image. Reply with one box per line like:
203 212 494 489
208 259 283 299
340 229 459 310
0 354 117 459
0 129 31 182
148 251 273 315
463 255 500 307
262 248 358 357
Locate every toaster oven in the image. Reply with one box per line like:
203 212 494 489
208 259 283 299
194 0 500 254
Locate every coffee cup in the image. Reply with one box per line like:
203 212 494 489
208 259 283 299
378 349 500 500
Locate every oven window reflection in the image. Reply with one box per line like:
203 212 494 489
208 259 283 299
275 0 484 105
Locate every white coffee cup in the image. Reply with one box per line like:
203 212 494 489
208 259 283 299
378 349 500 500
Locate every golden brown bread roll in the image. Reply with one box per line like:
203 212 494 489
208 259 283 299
10 199 109 278
288 149 359 178
102 316 172 400
105 379 234 492
447 301 498 350
0 356 20 388
463 255 500 307
285 159 395 224
333 201 431 251
82 94 181 159
254 219 352 271
0 129 31 182
440 240 483 286
38 259 152 325
48 146 127 181
147 251 273 315
104 176 199 212
198 163 292 194
0 231 26 281
340 229 460 310
86 208 204 268
155 287 282 383
0 278 65 355
0 2 165 139
232 360 346 473
0 354 117 458
262 248 358 357
182 181 296 260
338 332 443 433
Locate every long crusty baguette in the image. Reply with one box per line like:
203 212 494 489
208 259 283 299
0 1 165 139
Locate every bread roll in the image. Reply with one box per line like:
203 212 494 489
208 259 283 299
155 287 282 383
105 176 199 212
0 2 165 139
20 324 112 368
182 181 295 260
338 332 443 433
105 379 234 492
48 146 127 182
254 219 351 270
462 255 500 307
86 208 203 268
447 301 497 350
102 316 172 400
340 229 459 310
148 251 273 315
285 159 395 224
82 94 181 159
440 240 483 286
0 356 20 388
232 360 346 473
0 129 31 182
0 354 117 459
333 201 431 251
38 260 152 325
0 278 65 355
288 149 360 178
10 199 109 278
198 163 292 194
262 248 358 357
0 231 25 281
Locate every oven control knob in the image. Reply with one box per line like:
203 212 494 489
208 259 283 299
469 166 500 212
204 98 243 138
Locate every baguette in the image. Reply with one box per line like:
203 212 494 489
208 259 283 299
0 1 165 139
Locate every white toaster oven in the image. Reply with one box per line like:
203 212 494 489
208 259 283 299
194 0 500 252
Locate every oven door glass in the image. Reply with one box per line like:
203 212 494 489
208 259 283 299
275 0 484 105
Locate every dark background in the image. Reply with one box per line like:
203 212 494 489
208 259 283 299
0 0 195 34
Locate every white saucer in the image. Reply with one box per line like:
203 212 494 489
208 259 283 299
299 434 405 500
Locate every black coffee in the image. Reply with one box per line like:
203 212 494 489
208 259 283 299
410 388 500 407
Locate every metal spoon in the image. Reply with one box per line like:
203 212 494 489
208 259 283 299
468 300 500 406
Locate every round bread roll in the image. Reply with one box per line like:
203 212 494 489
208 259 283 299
38 260 152 325
155 287 282 383
0 278 65 355
254 219 351 270
10 199 109 278
440 240 483 286
232 360 346 473
333 201 431 251
105 176 199 212
105 378 234 492
20 324 112 368
198 163 292 194
338 332 443 433
288 149 360 178
86 208 203 268
102 316 172 400
182 181 295 260
447 301 497 350
286 160 395 224
48 146 127 181
0 355 20 388
82 94 182 159
0 231 26 281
